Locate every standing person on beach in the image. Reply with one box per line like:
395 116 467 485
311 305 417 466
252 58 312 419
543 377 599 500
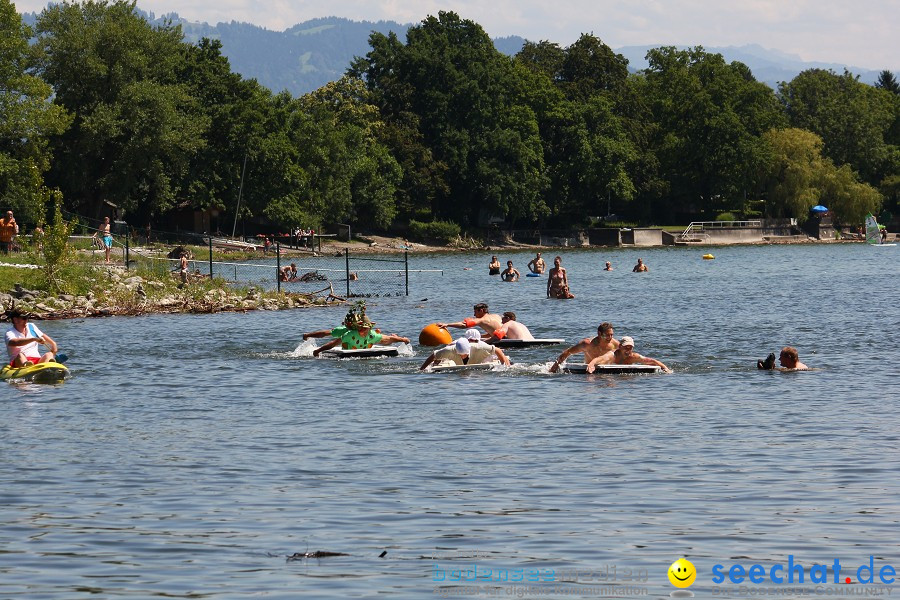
632 258 648 272
92 217 113 264
501 260 520 281
437 303 503 337
549 322 618 372
527 252 546 274
547 256 575 298
0 211 18 253
489 256 501 275
586 336 671 373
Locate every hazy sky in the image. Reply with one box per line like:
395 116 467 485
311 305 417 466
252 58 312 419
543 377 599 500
14 0 900 71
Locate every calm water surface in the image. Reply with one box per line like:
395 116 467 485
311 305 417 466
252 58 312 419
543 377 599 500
2 244 899 598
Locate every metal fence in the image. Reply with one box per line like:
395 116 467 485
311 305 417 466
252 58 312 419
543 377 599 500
117 229 440 297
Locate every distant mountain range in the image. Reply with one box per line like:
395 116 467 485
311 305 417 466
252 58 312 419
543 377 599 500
20 11 886 96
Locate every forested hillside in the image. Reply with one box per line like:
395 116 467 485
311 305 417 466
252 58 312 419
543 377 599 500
5 2 898 237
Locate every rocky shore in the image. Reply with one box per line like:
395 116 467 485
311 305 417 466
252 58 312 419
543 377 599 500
1 266 336 321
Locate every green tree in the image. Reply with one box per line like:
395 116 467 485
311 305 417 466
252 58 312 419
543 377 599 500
778 69 895 186
35 0 207 219
875 70 900 95
643 46 784 217
353 12 548 227
762 127 882 223
0 0 70 223
761 128 827 218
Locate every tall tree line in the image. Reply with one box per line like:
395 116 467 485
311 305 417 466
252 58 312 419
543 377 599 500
3 1 898 232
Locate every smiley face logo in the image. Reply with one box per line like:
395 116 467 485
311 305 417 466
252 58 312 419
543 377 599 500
668 558 697 588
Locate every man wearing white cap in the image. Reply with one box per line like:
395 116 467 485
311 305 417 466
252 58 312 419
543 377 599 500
419 333 511 370
586 336 671 373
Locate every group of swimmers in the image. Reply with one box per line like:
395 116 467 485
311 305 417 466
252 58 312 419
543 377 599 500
300 300 811 373
488 253 653 299
489 253 575 299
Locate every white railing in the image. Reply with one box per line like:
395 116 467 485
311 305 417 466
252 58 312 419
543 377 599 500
678 220 761 241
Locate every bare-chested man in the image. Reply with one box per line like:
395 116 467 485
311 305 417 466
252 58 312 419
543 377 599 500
437 303 503 337
549 322 619 373
586 336 671 373
484 312 535 343
778 346 809 370
527 252 546 274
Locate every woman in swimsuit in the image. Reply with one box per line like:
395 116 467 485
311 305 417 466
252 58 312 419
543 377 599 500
488 256 501 275
547 256 574 299
501 260 520 282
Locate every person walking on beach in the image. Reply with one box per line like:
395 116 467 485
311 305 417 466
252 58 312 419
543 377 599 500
179 252 189 287
586 336 671 373
501 260 520 281
632 258 648 272
547 256 574 298
549 322 618 372
92 217 113 263
0 211 18 253
437 303 503 337
527 252 546 274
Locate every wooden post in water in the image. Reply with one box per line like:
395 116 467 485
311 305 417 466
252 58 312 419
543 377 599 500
276 243 281 293
345 248 350 297
208 235 213 279
405 251 409 296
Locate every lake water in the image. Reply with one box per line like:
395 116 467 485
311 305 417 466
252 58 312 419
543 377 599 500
2 244 899 599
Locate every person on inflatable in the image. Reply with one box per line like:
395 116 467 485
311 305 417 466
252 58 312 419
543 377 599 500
549 322 618 372
437 303 503 338
5 309 59 367
310 302 409 357
419 334 510 370
585 336 671 373
484 312 535 343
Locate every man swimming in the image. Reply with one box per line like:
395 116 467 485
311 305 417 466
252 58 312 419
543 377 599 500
549 322 618 373
527 252 546 274
484 312 535 343
586 336 671 373
777 346 809 370
437 303 503 337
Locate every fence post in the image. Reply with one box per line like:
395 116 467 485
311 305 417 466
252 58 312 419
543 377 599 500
125 231 129 271
208 234 213 279
404 251 409 296
276 243 281 293
345 247 350 297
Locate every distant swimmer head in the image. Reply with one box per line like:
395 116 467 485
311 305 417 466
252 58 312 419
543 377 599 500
464 328 482 341
455 338 471 356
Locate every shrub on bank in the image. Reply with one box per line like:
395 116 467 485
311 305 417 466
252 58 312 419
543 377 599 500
408 220 461 243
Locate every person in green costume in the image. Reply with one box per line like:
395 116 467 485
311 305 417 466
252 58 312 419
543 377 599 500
307 302 409 357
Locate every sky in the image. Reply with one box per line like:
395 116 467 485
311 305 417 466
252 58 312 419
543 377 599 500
14 0 900 71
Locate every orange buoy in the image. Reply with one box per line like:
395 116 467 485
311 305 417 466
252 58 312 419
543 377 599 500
419 324 452 346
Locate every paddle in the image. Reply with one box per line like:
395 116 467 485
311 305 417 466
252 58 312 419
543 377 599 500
26 323 67 364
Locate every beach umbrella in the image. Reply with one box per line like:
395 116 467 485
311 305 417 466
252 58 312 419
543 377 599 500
810 205 829 213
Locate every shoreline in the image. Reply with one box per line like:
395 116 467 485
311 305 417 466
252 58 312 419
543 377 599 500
0 235 884 323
